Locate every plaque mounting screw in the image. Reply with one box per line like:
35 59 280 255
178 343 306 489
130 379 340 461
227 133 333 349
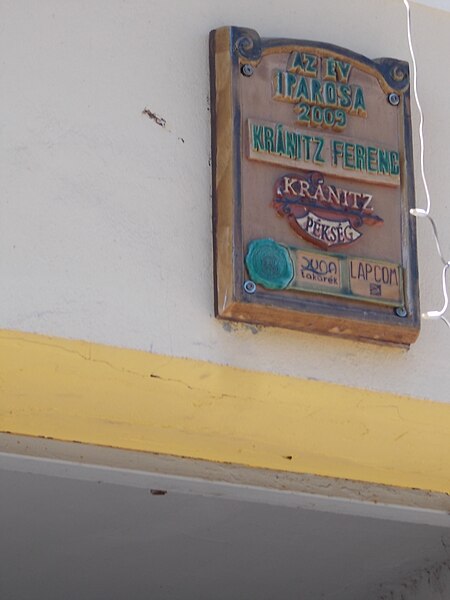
241 64 254 77
388 92 400 106
395 306 408 318
243 280 256 294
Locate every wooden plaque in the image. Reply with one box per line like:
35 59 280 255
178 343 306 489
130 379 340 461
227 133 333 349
210 27 420 346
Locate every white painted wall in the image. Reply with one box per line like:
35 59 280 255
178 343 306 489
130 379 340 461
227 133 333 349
1 0 450 401
414 0 450 11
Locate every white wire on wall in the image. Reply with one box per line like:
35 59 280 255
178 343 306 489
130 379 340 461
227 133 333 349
403 0 450 329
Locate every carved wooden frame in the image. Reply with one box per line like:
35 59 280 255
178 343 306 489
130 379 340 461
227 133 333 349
210 26 420 346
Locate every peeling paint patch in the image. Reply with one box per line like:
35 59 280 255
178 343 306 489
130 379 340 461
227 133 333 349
142 108 167 128
247 324 260 335
222 321 260 334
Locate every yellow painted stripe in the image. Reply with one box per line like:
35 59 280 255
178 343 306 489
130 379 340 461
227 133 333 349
1 329 450 493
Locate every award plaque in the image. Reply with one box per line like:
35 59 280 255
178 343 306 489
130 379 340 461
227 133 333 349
210 27 420 346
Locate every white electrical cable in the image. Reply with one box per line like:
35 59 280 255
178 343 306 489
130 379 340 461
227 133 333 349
403 0 431 217
403 0 450 326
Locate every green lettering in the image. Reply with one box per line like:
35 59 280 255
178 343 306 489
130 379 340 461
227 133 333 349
273 70 283 98
286 132 297 159
325 57 336 81
252 124 264 151
324 82 337 107
351 87 367 116
338 84 352 109
367 147 378 173
390 151 400 175
296 134 303 159
331 140 344 166
355 144 366 171
304 53 318 76
303 135 312 161
343 142 355 170
378 148 390 174
294 76 310 102
275 124 285 154
313 136 325 164
336 60 351 83
311 79 324 105
287 51 304 74
286 72 297 99
264 126 274 152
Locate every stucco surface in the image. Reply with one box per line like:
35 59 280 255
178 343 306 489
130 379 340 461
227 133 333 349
1 0 449 400
414 0 450 11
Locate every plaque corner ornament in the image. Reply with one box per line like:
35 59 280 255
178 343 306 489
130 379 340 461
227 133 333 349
232 26 262 65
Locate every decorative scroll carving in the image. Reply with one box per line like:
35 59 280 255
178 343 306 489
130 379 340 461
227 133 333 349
374 58 410 92
233 27 262 64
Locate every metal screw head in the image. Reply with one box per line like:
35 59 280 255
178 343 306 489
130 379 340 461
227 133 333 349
388 92 400 106
241 64 254 77
395 306 408 318
243 280 256 294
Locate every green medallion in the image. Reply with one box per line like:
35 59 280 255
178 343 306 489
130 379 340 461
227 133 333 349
245 239 294 290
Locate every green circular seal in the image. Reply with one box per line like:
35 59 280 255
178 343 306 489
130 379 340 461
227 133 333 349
245 239 294 290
